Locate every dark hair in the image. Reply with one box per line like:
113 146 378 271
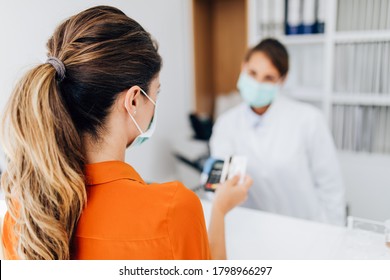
245 38 289 77
54 5 162 138
1 5 162 259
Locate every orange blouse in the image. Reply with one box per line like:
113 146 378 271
2 161 211 260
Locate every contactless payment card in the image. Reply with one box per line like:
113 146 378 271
202 156 247 191
220 156 247 184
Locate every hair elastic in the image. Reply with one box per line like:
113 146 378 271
46 56 66 82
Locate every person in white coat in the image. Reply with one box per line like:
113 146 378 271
210 38 346 226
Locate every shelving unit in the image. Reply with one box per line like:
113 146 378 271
248 0 390 154
246 0 390 220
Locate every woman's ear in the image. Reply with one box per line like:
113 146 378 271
124 86 142 114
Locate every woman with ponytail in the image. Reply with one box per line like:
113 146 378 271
1 6 252 260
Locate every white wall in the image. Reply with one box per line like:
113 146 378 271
0 0 195 182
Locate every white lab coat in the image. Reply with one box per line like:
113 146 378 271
210 95 346 225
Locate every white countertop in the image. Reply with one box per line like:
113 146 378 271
201 199 390 260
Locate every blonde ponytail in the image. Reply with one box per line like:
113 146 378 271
1 64 86 259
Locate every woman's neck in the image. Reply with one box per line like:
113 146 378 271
251 105 270 115
83 133 127 164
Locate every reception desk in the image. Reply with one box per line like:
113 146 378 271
201 199 390 260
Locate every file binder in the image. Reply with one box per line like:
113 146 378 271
302 0 316 34
286 0 302 35
315 0 326 33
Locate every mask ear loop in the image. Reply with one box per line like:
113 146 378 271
140 88 156 106
125 99 143 134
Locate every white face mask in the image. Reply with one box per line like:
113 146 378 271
237 71 280 108
125 88 156 148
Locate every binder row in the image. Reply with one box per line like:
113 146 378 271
333 41 390 94
256 0 285 37
332 105 390 153
337 0 390 31
256 0 325 37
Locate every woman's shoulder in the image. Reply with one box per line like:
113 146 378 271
152 181 202 212
149 181 204 221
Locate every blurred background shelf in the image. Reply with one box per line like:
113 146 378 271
335 31 390 43
332 94 390 106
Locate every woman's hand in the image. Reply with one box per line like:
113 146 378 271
208 174 252 259
212 175 253 215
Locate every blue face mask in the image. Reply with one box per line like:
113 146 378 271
237 71 279 108
125 88 156 148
